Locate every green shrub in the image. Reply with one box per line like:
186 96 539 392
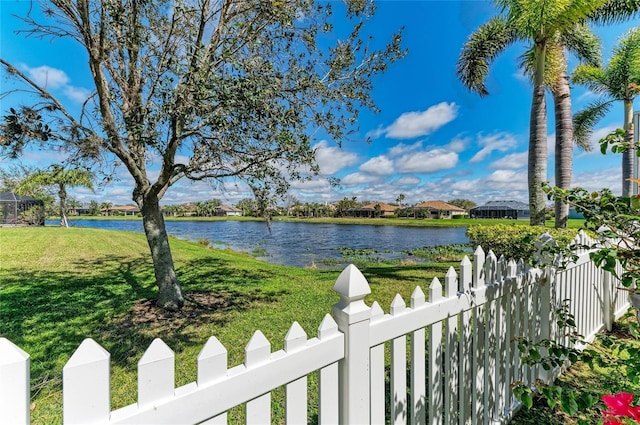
466 224 576 261
19 205 45 226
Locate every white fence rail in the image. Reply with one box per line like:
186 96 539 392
0 231 632 424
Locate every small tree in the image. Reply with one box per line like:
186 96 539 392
16 165 94 227
448 198 476 211
1 0 404 310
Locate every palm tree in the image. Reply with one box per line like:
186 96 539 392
458 0 605 225
99 201 112 216
16 165 94 227
572 28 640 197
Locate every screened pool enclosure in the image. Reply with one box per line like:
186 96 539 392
0 192 44 224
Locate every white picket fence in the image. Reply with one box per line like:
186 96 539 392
0 231 632 424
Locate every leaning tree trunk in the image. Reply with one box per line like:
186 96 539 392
553 72 573 229
140 192 185 311
528 44 548 226
622 99 635 197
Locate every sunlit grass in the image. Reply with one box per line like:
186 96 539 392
0 226 463 424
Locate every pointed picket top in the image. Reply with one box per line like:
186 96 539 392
485 250 497 284
245 330 271 367
317 314 339 339
517 258 525 274
197 336 227 386
445 267 457 297
429 277 443 302
390 294 406 315
140 338 173 365
0 337 29 364
285 322 308 352
371 301 385 322
333 264 371 301
460 255 472 292
497 255 506 281
0 338 30 425
198 336 227 361
411 286 425 308
473 246 486 288
507 259 518 278
65 338 109 368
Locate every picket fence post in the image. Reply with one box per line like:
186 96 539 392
602 269 613 331
0 337 30 425
333 264 372 425
63 338 110 424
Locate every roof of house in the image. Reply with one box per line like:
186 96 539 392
108 205 140 211
356 202 398 212
0 192 42 203
471 200 529 211
217 205 242 212
414 200 465 211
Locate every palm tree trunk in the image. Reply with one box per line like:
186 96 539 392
529 44 548 226
59 184 69 228
553 71 573 228
622 99 635 197
139 192 185 311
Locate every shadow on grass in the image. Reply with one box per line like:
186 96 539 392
0 253 288 391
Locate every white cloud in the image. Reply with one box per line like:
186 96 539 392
489 151 528 169
396 149 458 173
444 136 469 153
484 169 528 190
368 102 458 140
22 64 69 88
313 141 359 175
63 86 92 103
470 132 518 163
359 156 394 175
21 64 90 104
341 172 380 186
394 176 421 186
388 141 423 157
572 166 621 195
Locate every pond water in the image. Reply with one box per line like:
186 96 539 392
54 219 470 268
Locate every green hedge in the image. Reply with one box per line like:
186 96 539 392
466 224 577 261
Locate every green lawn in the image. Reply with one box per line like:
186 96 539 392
0 225 632 424
0 227 455 423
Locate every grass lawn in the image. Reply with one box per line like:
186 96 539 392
0 225 633 424
0 226 455 424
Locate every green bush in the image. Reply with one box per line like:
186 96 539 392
466 224 576 261
19 205 45 226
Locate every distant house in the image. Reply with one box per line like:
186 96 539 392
215 205 243 217
414 200 466 219
347 202 398 218
102 205 140 216
470 200 530 219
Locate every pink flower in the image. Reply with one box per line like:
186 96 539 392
602 393 640 422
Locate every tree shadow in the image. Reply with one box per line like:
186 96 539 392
0 253 288 393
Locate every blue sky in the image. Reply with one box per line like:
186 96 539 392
0 1 638 207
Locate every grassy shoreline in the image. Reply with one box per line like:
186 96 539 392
58 214 586 228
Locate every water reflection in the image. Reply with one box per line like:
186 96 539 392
54 219 469 268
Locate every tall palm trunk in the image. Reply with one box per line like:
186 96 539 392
139 192 185 311
553 71 573 228
529 44 549 226
58 184 69 228
622 99 635 197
